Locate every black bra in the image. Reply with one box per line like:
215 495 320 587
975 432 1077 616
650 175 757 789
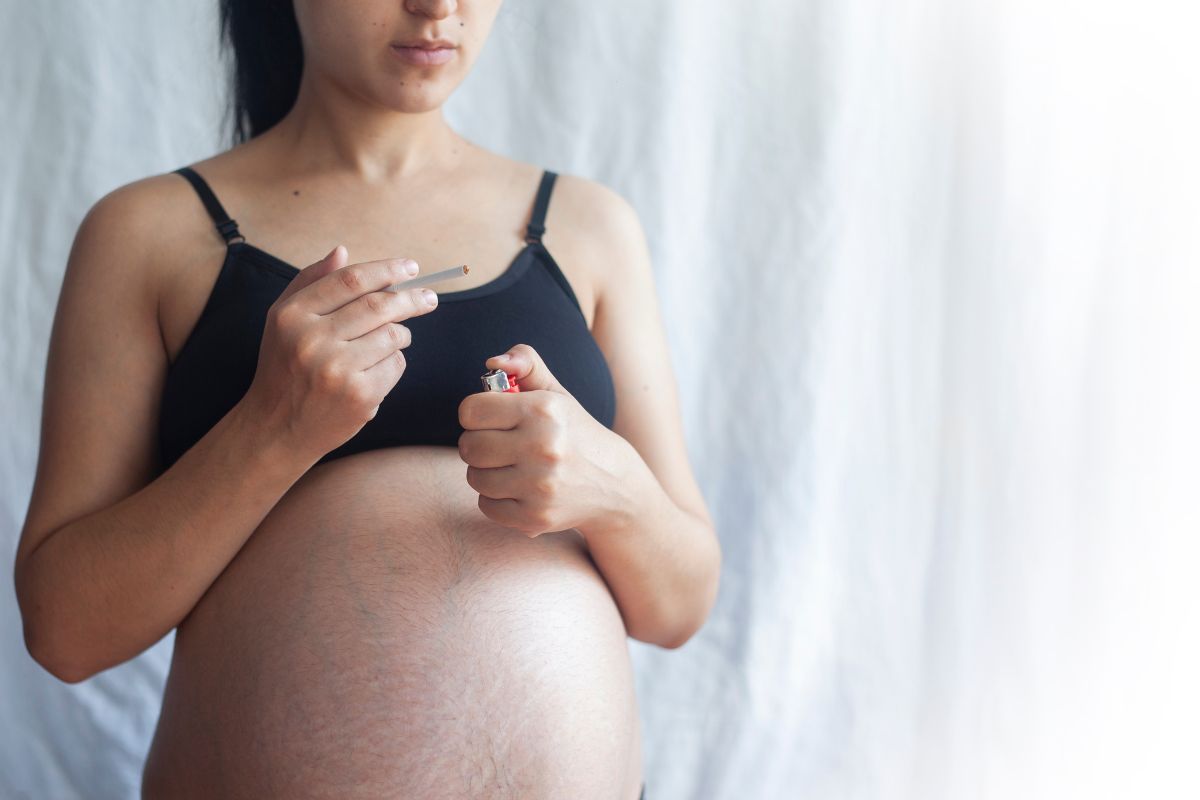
158 166 616 472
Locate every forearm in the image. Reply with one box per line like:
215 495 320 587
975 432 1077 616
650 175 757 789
577 438 720 649
16 400 317 683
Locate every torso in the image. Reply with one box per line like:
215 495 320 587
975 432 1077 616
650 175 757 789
141 140 642 799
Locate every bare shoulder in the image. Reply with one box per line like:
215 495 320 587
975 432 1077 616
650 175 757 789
63 173 185 355
538 170 652 310
545 172 645 258
87 158 256 339
78 173 181 262
77 169 227 289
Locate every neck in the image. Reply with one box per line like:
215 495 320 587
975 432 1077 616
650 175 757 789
267 70 465 183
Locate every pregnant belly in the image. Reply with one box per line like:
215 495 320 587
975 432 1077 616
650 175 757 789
142 447 643 800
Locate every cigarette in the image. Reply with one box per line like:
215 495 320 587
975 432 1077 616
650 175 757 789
387 264 470 293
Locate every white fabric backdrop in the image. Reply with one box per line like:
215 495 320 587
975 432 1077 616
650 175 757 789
3 1 1198 798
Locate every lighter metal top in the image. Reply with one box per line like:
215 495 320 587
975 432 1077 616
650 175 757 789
480 368 518 392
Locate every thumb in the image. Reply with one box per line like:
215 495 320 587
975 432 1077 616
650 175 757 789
280 244 348 301
485 343 567 395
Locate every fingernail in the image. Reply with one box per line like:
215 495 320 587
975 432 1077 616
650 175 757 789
494 354 509 362
421 289 438 306
404 260 418 275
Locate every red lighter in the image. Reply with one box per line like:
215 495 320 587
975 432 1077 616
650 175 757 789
480 368 520 393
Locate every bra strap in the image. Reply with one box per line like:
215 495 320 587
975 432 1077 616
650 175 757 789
524 170 558 244
174 166 245 245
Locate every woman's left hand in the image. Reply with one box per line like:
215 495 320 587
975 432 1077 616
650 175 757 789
457 343 625 537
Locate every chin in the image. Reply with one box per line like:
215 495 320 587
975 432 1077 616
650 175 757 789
377 83 454 113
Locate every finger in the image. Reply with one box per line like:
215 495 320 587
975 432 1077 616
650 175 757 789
346 321 412 371
329 284 437 341
465 464 520 500
307 257 422 316
458 391 522 432
278 244 348 304
361 346 407 393
485 343 563 394
458 429 518 468
477 495 529 532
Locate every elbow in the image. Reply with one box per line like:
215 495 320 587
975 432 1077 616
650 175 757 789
23 619 94 684
652 535 723 651
657 628 694 651
16 571 95 684
657 588 718 650
625 601 700 649
654 604 711 650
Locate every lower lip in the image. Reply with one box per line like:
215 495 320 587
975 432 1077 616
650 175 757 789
390 45 457 67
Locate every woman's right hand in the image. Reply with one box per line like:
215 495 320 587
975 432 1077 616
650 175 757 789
241 244 439 461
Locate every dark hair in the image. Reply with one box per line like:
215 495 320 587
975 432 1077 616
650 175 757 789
219 0 304 144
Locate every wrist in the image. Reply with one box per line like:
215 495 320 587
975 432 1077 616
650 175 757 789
230 394 322 475
578 435 650 540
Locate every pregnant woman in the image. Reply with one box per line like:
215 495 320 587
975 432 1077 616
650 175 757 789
13 1 720 798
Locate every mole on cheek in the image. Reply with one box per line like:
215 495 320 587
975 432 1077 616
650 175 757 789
292 190 300 196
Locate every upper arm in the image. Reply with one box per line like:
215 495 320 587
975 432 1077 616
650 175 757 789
14 178 171 579
568 179 714 531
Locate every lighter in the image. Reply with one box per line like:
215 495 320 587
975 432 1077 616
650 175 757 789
480 368 520 393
